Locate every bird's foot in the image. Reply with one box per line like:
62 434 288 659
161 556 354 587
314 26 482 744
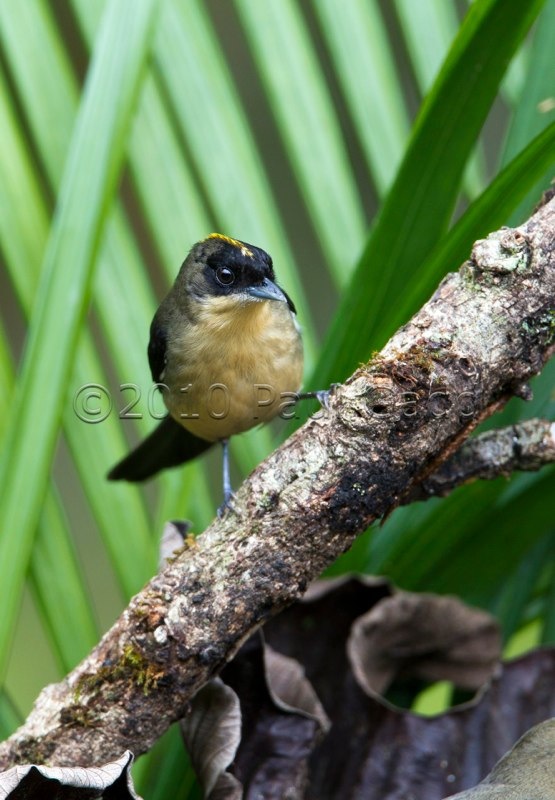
297 382 340 411
217 491 237 518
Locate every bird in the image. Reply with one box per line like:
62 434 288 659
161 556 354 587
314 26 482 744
108 233 305 512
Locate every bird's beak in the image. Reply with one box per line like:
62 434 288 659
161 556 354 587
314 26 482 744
246 277 287 303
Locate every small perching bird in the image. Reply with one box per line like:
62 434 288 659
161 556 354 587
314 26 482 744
108 233 305 512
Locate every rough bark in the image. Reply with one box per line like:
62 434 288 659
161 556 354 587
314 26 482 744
408 417 555 501
1 198 555 769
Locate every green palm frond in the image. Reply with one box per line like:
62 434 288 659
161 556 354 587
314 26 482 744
1 0 554 795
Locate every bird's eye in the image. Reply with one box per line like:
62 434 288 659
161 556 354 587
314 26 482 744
216 266 235 286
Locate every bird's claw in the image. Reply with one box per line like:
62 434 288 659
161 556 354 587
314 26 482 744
217 492 236 518
297 382 340 411
313 383 340 410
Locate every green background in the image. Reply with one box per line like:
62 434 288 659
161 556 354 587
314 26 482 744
0 0 554 795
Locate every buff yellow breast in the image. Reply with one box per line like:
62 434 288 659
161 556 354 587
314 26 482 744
162 295 303 441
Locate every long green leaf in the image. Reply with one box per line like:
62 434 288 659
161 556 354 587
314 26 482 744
133 725 200 800
235 0 367 285
0 691 21 740
422 472 555 607
0 64 100 671
313 0 546 391
502 0 555 223
29 491 100 671
0 0 158 598
0 0 160 675
69 2 212 281
542 553 555 644
69 0 216 540
312 0 409 195
0 67 47 304
394 0 487 199
395 0 460 89
491 532 555 642
374 118 555 346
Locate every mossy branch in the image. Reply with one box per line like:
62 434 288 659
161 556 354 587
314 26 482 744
2 197 555 768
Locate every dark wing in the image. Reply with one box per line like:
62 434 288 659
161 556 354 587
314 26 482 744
107 415 213 482
108 307 215 482
281 287 297 315
148 316 167 383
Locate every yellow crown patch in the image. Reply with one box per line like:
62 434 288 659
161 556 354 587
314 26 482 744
207 232 254 258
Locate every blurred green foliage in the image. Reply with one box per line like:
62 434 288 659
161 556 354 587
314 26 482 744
0 0 554 795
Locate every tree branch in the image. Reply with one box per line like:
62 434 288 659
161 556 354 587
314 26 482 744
407 417 555 501
2 198 555 768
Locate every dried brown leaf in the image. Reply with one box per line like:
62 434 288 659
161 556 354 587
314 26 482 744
262 578 555 798
0 750 139 799
183 636 328 799
264 646 329 731
348 591 500 696
178 579 555 798
180 678 242 799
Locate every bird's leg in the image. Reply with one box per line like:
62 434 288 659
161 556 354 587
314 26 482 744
222 438 232 503
296 383 340 411
218 438 235 517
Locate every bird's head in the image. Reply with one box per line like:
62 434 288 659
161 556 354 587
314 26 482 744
173 233 294 312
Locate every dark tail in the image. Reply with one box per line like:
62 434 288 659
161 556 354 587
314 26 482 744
107 416 213 482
